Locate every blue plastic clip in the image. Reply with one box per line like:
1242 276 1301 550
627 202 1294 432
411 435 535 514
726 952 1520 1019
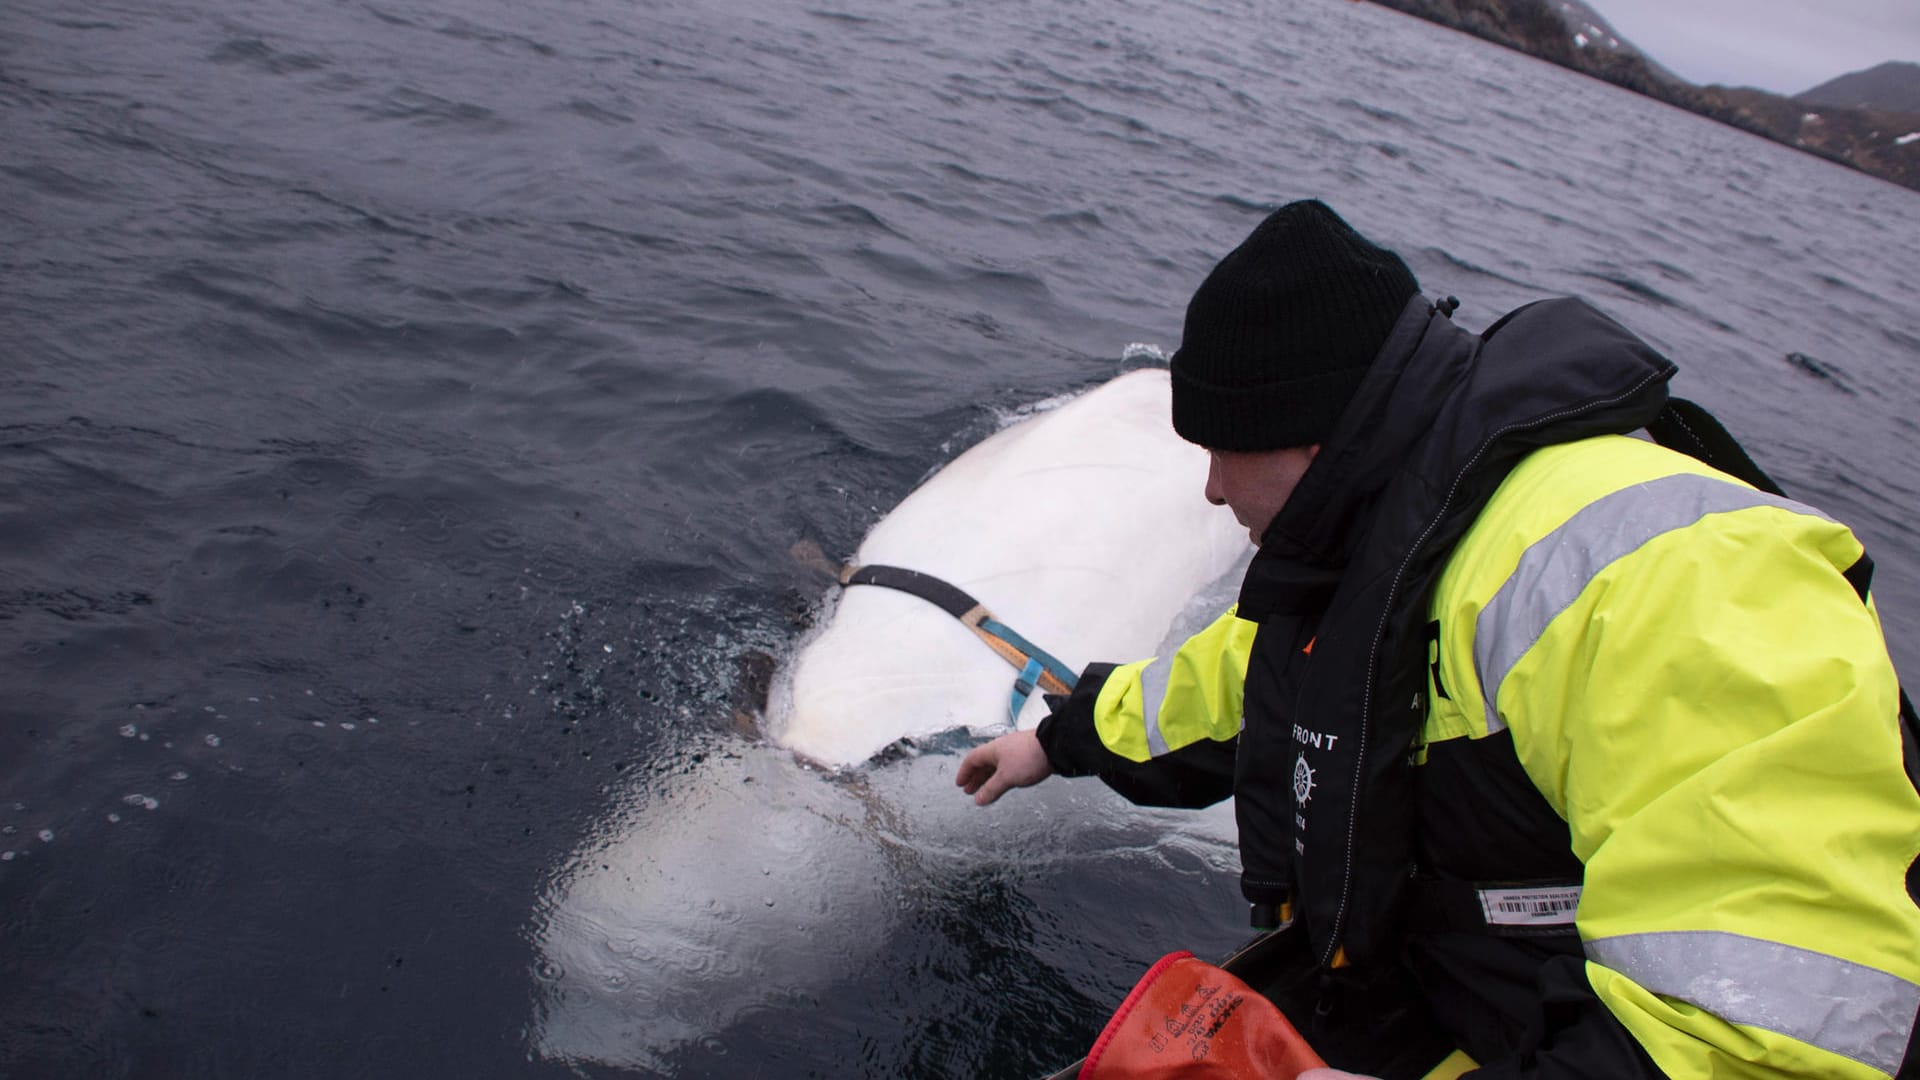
1008 655 1045 725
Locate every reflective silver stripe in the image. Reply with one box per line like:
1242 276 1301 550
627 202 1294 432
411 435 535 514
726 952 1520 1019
1474 473 1831 734
1587 931 1920 1073
1138 653 1175 758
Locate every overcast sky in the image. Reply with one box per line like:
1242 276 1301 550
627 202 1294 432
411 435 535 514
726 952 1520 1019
1588 0 1920 94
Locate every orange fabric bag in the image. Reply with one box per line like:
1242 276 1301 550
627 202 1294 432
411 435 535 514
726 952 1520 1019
1080 951 1326 1079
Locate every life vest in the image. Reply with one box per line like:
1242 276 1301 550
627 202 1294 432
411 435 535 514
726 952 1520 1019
1231 295 1677 968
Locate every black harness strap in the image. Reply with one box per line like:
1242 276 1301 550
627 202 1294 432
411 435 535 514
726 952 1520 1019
839 564 985 622
836 563 1078 706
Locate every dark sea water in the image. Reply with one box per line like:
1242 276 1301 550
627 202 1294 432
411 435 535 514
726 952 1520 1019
3 0 1917 1075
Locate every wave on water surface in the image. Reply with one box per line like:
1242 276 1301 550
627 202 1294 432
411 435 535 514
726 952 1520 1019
3 0 1918 1073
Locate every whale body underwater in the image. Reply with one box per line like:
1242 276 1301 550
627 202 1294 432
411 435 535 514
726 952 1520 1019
528 369 1254 1069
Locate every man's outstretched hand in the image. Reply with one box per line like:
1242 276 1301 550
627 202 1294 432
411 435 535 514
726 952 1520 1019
956 728 1054 805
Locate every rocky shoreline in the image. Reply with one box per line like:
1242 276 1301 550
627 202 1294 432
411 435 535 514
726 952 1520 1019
1369 0 1920 195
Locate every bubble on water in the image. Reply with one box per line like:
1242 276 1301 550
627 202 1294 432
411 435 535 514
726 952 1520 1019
138 733 150 742
107 813 122 823
312 721 325 728
1 852 13 861
340 723 356 731
120 724 138 738
168 771 189 782
37 830 53 842
1 826 13 836
204 706 216 713
366 717 379 725
204 734 221 748
123 794 160 811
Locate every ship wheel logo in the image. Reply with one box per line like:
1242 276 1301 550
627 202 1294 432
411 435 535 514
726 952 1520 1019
1292 754 1316 806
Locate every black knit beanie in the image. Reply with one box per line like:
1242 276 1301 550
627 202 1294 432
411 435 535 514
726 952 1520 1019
1170 200 1420 451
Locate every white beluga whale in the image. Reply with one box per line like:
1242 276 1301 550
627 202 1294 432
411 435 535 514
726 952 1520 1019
775 367 1252 764
528 368 1253 1070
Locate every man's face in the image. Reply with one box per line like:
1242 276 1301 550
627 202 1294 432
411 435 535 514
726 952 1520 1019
1205 445 1321 544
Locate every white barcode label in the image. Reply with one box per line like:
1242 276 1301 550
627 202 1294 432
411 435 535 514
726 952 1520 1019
1478 885 1582 927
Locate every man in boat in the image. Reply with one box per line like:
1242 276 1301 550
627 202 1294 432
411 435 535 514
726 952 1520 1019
957 200 1920 1079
